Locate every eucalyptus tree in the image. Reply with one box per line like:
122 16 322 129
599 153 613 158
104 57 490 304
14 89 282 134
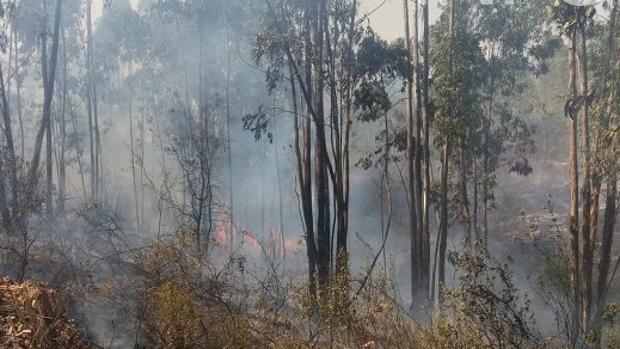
551 0 620 344
430 0 486 304
93 0 147 231
253 0 403 309
471 0 559 244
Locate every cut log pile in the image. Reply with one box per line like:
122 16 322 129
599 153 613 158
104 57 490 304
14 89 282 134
0 277 92 349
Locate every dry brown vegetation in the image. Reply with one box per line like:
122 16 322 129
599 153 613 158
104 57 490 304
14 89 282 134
0 277 92 349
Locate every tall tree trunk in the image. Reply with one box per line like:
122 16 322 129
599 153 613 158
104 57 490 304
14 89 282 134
14 28 25 161
224 3 235 255
567 28 582 340
403 0 420 308
57 30 68 213
473 159 479 241
128 87 140 233
0 159 10 228
413 0 426 308
69 96 87 199
291 49 317 302
45 11 54 217
435 142 450 304
334 0 356 286
593 178 617 348
435 0 456 307
86 0 96 200
86 0 102 200
0 63 19 219
421 0 431 302
578 18 593 331
28 0 62 206
46 96 53 216
314 0 331 293
483 90 493 247
592 4 618 345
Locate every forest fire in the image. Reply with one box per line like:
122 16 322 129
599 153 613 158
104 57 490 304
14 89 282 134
0 0 618 347
212 218 303 257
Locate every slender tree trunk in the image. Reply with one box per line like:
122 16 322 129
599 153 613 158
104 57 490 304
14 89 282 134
435 142 450 304
593 178 617 348
0 31 11 223
93 79 102 197
578 19 593 331
57 30 68 213
86 0 96 200
0 63 19 218
334 0 355 285
435 0 456 307
291 49 317 303
314 0 331 293
413 0 426 308
14 28 25 161
403 0 420 308
421 0 431 302
28 0 62 205
46 94 53 216
45 10 54 217
459 145 471 249
86 0 102 199
139 109 145 233
483 92 493 246
128 87 140 233
591 5 617 345
473 159 479 241
0 158 10 228
224 3 235 255
567 28 582 339
69 97 87 199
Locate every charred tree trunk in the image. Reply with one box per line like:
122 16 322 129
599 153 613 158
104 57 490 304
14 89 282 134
28 0 62 207
435 142 450 304
0 63 19 221
291 40 317 302
592 178 617 348
314 0 331 293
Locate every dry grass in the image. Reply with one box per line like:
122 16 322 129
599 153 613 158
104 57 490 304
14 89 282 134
0 277 92 349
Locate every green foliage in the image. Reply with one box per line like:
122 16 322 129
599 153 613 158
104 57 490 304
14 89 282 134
431 3 485 145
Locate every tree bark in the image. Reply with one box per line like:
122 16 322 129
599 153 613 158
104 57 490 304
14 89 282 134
592 179 616 348
567 27 582 338
86 0 96 200
0 63 19 219
224 3 235 255
28 0 62 205
314 0 331 293
421 0 432 304
57 30 68 213
578 19 593 331
435 142 450 304
403 0 420 308
459 144 471 249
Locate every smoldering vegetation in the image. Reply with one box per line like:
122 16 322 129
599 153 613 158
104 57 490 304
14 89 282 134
0 0 618 348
